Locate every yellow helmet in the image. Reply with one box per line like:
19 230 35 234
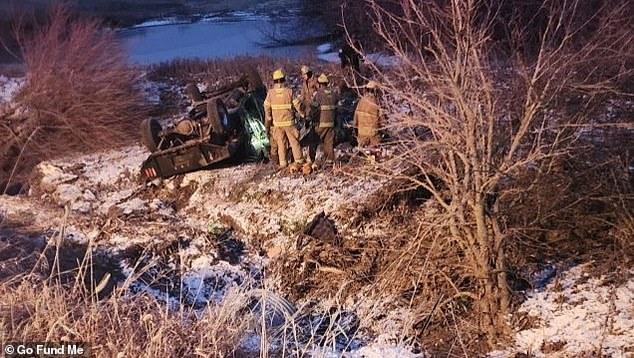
317 74 329 84
300 65 311 75
272 69 285 81
366 80 379 89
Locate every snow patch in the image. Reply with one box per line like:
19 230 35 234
98 188 136 215
491 263 634 358
318 52 340 63
317 51 400 67
317 43 334 53
0 75 24 103
224 10 267 21
364 53 400 67
140 79 163 104
133 10 269 29
36 163 78 193
350 343 423 358
132 17 188 28
309 341 423 358
53 184 96 213
182 163 386 245
41 146 145 189
117 197 148 215
181 258 248 305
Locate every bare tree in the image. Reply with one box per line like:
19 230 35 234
363 0 633 346
0 6 147 192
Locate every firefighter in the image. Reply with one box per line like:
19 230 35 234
338 39 362 72
308 73 338 165
297 65 318 169
263 69 303 169
338 37 363 87
353 80 382 147
300 65 318 112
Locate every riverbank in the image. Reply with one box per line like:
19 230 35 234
0 0 301 27
0 0 319 64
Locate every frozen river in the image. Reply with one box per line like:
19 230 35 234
119 12 321 64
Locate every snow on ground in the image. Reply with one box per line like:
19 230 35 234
318 51 341 63
19 141 387 251
0 75 24 103
1 141 388 292
348 343 423 358
46 145 146 188
29 146 147 214
140 78 168 104
0 144 263 307
131 17 188 28
212 10 268 22
318 50 399 69
490 263 634 358
0 141 411 354
317 43 334 53
180 162 387 249
131 10 269 29
13 135 630 358
239 315 422 357
307 341 423 358
364 53 400 68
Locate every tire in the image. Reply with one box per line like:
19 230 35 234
185 83 204 102
141 118 162 152
207 98 229 143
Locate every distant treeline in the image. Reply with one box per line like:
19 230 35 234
299 0 633 54
0 0 266 28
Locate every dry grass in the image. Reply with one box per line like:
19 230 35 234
0 221 254 357
0 6 147 193
0 282 252 357
0 224 405 358
147 56 343 90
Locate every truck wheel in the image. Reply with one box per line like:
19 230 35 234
207 98 228 143
185 83 204 103
141 118 162 152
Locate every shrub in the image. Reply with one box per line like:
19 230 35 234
0 6 147 193
361 0 634 347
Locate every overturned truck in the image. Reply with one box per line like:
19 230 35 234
140 69 269 180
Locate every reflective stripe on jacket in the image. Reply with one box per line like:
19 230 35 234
264 84 298 127
313 89 338 128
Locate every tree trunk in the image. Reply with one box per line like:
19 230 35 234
473 197 511 346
